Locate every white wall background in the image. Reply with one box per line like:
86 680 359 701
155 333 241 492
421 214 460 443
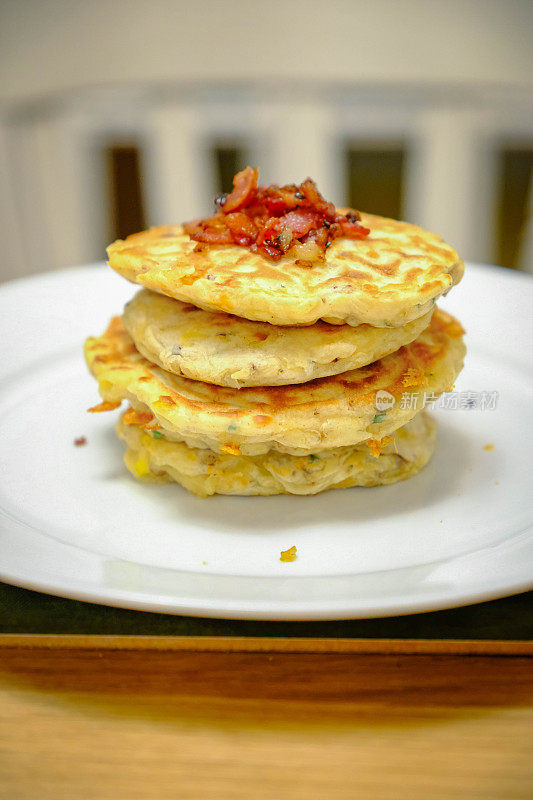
1 0 532 281
2 0 533 103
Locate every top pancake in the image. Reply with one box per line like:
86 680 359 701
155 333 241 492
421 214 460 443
107 212 464 328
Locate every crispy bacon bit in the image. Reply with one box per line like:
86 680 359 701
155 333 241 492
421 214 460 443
74 436 87 446
338 219 370 240
87 400 121 413
222 166 258 213
224 212 258 245
300 178 336 220
281 209 321 238
280 545 297 563
183 167 370 262
185 218 233 245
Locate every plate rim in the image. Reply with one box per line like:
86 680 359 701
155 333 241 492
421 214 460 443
1 261 533 620
1 515 532 620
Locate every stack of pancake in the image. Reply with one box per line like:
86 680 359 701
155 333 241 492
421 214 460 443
84 210 466 497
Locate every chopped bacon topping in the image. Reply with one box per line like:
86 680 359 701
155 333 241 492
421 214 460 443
183 168 369 262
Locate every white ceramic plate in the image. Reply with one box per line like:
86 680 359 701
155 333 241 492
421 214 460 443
1 263 532 619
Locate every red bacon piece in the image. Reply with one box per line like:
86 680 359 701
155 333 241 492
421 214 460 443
339 220 371 239
224 212 258 245
280 209 320 238
184 225 233 244
222 166 258 213
183 215 234 244
257 184 302 215
300 178 336 220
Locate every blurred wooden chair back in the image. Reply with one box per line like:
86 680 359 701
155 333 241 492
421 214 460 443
1 82 532 281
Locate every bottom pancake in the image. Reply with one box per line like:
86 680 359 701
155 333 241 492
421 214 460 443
116 410 436 497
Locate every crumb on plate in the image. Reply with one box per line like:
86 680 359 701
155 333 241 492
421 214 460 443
280 545 297 562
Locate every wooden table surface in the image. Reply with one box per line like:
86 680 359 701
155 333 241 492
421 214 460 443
1 635 532 799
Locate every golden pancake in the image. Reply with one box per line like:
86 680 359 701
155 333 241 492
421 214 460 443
117 411 436 497
107 212 463 328
122 288 434 388
85 308 465 456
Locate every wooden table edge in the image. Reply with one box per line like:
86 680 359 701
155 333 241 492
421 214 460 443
0 634 532 656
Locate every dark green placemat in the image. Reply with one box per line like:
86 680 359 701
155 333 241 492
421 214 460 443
1 582 531 639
